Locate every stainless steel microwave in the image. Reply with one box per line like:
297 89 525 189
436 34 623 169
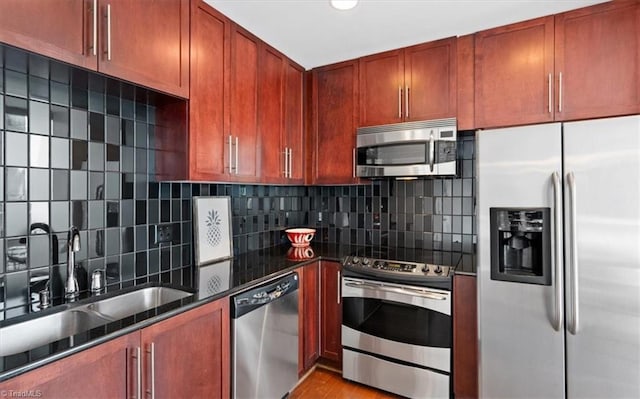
356 118 457 178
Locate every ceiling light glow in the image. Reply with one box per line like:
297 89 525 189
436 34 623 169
330 0 358 11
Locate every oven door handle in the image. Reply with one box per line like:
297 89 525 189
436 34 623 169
344 281 448 300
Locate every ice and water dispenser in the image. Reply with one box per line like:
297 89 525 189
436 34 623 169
490 208 551 285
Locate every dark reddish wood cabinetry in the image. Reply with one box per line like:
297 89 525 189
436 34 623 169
141 297 230 399
456 34 475 131
0 332 139 398
476 1 639 128
229 24 260 181
359 38 457 127
453 274 478 399
188 1 229 181
475 16 555 128
298 262 320 377
320 261 342 367
311 60 360 185
258 47 305 184
554 1 640 121
0 298 230 399
0 0 189 98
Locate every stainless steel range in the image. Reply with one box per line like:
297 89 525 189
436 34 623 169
341 253 453 398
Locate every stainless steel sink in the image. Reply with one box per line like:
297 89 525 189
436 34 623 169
0 309 111 357
84 287 193 321
0 286 193 357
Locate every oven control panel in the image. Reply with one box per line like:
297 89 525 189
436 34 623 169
343 256 451 278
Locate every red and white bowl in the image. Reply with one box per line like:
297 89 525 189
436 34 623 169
285 228 316 247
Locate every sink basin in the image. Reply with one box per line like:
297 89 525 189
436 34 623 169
84 287 193 321
0 309 111 357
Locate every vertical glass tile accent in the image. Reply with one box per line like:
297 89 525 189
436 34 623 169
70 170 87 200
29 100 49 134
28 234 49 268
50 201 69 233
30 134 49 168
51 169 69 201
70 109 87 140
29 168 49 201
5 202 27 237
5 131 28 166
6 167 27 201
50 105 69 137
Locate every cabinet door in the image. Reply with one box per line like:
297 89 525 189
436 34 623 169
229 24 259 181
359 49 404 126
555 1 640 121
285 61 305 183
0 0 96 70
302 262 320 374
405 38 457 121
475 16 555 128
453 275 478 399
0 332 140 399
189 1 230 180
312 60 359 184
320 261 342 366
258 45 286 183
141 298 230 399
98 0 189 98
457 34 476 130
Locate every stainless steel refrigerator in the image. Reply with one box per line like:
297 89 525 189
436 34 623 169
477 115 640 398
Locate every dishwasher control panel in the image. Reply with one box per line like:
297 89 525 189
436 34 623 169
231 272 299 318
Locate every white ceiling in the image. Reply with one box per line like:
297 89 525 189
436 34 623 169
205 0 608 70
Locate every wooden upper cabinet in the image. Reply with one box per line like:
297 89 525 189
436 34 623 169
359 38 457 127
312 60 360 184
457 34 475 131
284 61 305 183
475 16 555 128
0 0 96 70
258 45 286 183
100 0 189 98
359 49 404 126
0 0 189 98
229 24 260 181
555 1 640 121
404 38 457 122
189 1 229 181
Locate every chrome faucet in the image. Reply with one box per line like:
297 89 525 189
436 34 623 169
65 227 81 301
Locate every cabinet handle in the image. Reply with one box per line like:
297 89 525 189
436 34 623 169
398 86 402 119
405 86 410 119
337 270 341 304
228 135 233 173
91 0 97 56
129 347 141 399
146 343 156 399
352 148 356 178
235 136 239 174
283 148 288 177
558 72 563 113
105 4 112 61
288 148 293 179
547 73 552 114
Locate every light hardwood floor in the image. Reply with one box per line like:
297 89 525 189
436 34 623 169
290 367 401 399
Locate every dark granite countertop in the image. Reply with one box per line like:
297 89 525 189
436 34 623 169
0 242 474 382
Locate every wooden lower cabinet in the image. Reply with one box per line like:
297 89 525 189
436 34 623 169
141 297 230 399
0 332 139 398
320 261 342 367
453 274 478 399
298 262 320 377
0 297 230 399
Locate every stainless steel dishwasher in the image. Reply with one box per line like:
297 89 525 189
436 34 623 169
232 272 299 399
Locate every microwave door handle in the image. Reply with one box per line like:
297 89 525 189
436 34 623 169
429 130 435 172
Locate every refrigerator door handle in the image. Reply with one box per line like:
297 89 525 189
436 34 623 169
552 172 563 331
567 172 580 335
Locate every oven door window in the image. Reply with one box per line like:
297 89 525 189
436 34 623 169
358 142 428 166
342 297 451 348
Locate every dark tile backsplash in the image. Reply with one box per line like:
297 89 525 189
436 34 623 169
0 44 476 321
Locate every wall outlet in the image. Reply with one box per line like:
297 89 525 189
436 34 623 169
155 224 173 244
